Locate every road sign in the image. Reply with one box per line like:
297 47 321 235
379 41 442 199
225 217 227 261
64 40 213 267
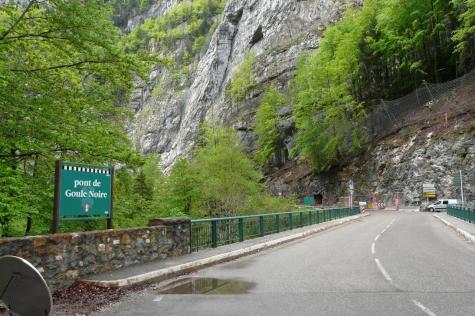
53 161 114 233
422 183 436 199
348 179 354 190
422 183 436 192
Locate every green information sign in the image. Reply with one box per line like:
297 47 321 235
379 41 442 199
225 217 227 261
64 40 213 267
52 161 113 232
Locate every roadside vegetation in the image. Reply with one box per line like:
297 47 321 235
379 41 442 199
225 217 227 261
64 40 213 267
2 0 474 237
286 0 475 172
0 1 294 237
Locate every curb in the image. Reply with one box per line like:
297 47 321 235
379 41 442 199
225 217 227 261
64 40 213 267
433 214 475 243
80 213 369 288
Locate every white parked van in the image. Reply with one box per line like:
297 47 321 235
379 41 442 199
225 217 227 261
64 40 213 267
425 199 459 212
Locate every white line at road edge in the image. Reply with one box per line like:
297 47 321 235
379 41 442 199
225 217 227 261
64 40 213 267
371 243 375 255
153 296 163 302
374 258 392 282
412 300 437 316
433 214 475 243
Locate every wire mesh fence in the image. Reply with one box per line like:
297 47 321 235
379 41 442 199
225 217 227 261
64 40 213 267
365 70 475 142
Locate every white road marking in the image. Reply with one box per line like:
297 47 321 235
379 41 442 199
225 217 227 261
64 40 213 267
412 300 437 316
374 234 380 242
153 296 163 302
375 258 392 282
371 243 375 255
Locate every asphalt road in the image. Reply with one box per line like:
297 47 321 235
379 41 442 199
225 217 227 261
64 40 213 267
96 211 475 316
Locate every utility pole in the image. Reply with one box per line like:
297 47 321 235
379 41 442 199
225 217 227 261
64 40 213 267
460 170 465 205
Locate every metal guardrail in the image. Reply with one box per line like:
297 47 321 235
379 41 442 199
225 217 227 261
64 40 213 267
447 205 475 224
190 207 360 252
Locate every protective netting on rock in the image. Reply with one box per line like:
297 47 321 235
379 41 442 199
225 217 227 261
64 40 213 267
365 70 475 142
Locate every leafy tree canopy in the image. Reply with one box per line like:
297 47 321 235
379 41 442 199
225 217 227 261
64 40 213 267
0 0 146 236
290 0 474 172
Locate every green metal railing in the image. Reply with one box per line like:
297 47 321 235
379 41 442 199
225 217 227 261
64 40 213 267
448 205 475 224
190 207 359 252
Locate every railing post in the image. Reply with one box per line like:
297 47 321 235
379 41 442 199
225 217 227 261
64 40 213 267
276 214 280 233
300 212 304 227
289 213 293 229
259 216 264 237
308 211 312 225
239 218 244 242
211 221 218 248
317 211 320 223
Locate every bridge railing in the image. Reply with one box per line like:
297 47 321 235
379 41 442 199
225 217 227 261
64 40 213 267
447 205 475 224
190 207 359 252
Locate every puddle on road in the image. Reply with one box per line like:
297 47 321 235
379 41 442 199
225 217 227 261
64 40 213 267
157 277 255 295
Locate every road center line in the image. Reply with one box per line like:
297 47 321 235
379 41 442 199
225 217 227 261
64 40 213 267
153 296 163 302
374 234 380 241
375 258 392 282
412 300 437 316
371 242 375 254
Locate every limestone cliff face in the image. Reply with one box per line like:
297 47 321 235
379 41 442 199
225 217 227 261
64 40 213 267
126 0 359 170
268 116 475 206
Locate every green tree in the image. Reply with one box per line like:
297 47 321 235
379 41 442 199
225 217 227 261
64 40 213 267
192 125 262 217
291 6 369 172
0 1 144 236
254 86 287 168
159 158 199 216
226 53 256 102
452 0 475 71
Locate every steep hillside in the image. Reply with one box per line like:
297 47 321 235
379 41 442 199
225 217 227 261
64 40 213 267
124 0 474 205
125 0 359 169
269 78 475 206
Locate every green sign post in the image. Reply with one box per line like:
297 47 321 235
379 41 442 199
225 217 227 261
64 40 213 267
52 161 113 233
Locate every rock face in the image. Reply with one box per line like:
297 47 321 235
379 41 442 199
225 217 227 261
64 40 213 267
125 0 181 31
269 121 475 207
127 0 359 170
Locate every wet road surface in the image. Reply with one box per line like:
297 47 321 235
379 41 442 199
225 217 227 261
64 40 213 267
96 211 475 316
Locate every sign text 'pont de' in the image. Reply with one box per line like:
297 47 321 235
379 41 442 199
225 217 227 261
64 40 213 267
52 161 113 233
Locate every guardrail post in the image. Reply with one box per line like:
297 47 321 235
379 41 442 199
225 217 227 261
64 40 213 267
276 214 280 233
239 218 244 242
211 221 218 248
259 216 264 237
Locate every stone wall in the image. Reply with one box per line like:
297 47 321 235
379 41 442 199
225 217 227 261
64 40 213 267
0 217 190 292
